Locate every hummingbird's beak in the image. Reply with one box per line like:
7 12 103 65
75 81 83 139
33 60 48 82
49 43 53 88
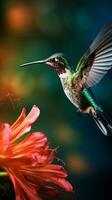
20 59 46 67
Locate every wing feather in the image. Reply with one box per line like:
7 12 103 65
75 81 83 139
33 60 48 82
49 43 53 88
94 58 112 63
96 47 112 58
93 61 112 65
76 22 112 88
95 53 112 60
96 40 112 54
89 22 112 52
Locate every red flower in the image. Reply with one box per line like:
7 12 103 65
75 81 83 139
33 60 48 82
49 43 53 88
0 105 73 200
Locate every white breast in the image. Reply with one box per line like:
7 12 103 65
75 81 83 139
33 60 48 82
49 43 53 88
59 69 79 108
64 88 79 108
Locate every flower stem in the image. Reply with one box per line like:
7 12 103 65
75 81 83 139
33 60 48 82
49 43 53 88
0 171 8 177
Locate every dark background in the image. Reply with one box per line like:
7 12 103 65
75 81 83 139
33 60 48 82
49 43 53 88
0 0 112 199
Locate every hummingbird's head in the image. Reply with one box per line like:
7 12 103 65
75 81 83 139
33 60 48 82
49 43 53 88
20 53 70 75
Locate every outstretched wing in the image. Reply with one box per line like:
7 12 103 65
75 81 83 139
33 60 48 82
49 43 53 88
76 22 112 88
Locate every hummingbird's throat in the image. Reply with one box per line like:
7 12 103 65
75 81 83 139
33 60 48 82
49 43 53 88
46 61 66 75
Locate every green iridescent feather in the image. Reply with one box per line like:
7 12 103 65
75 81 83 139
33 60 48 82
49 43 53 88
82 88 103 112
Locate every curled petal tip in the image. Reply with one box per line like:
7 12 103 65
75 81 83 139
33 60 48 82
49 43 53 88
32 105 40 117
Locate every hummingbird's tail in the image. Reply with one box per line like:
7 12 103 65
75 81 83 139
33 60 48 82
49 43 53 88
90 107 112 136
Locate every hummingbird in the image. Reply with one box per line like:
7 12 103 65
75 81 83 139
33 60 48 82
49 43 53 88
20 22 112 136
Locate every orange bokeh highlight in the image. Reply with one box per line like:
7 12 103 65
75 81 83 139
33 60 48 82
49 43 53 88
6 4 37 33
0 42 13 66
66 154 90 175
1 72 35 98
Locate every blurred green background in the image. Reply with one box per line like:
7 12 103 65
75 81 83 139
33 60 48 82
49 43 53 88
0 0 112 200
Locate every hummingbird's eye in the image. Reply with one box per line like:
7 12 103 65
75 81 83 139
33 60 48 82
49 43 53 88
51 58 58 63
54 58 58 62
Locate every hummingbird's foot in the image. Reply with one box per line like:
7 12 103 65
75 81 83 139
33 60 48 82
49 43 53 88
87 106 97 118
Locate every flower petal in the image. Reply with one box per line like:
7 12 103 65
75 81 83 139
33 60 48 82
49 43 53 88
19 164 73 193
11 108 26 131
49 177 73 192
34 164 67 177
0 106 73 199
9 132 48 159
40 186 60 196
0 123 10 152
30 164 73 192
7 169 42 200
11 105 40 143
